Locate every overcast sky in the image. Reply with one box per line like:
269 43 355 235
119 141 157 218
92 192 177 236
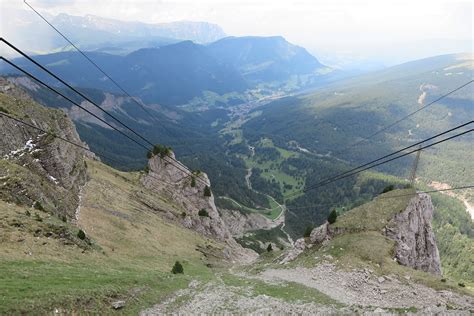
1 0 472 66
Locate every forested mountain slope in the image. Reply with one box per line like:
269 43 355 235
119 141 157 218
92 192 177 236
2 36 329 106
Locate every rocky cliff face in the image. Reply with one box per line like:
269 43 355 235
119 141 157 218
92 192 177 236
0 78 92 219
283 193 442 275
141 154 257 262
384 193 442 275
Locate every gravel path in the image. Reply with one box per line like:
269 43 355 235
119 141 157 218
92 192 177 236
259 264 474 311
141 265 474 315
141 281 349 315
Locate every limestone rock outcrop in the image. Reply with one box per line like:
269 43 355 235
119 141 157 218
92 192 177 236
0 78 92 219
283 192 442 275
141 153 257 263
384 193 442 275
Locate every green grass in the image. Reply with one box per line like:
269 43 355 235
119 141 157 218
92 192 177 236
0 259 212 314
331 188 415 232
0 159 222 313
217 196 283 220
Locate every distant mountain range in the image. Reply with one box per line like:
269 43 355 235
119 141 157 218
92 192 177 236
50 13 227 46
3 9 226 54
3 36 328 105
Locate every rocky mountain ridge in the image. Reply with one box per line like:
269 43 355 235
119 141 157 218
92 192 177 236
281 191 442 275
142 153 257 263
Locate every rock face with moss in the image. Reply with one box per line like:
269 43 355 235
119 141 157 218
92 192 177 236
141 153 257 262
0 78 91 219
384 193 441 275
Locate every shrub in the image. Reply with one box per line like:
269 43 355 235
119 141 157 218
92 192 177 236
60 215 67 223
25 210 31 217
267 244 273 252
382 185 395 193
204 186 212 197
171 261 184 274
441 278 446 283
33 201 45 212
77 229 86 240
190 177 196 187
458 282 465 287
303 225 314 238
0 106 10 114
144 165 150 173
198 209 209 217
327 209 338 224
151 144 172 158
181 211 186 218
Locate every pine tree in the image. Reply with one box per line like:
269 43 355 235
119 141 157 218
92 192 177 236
77 229 86 240
327 209 338 224
267 244 273 252
171 261 184 274
204 185 212 197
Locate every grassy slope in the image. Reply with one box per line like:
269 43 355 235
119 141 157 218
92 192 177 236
0 159 220 314
288 189 473 295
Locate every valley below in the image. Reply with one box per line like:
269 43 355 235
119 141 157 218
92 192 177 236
0 9 472 313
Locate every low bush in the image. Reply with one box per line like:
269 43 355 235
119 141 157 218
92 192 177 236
267 244 273 252
171 261 184 274
77 229 86 240
204 186 212 197
198 209 209 217
382 185 395 193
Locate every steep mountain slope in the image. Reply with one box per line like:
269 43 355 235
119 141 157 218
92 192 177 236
0 78 255 313
242 53 473 188
2 36 331 106
208 36 326 82
4 41 248 105
0 78 90 219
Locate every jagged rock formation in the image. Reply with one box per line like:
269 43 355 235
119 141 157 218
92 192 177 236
0 78 92 219
141 154 257 263
281 192 442 275
384 193 442 275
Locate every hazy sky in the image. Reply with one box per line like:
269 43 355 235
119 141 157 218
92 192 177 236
1 0 472 66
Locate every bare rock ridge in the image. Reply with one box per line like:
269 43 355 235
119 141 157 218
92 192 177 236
141 153 257 263
283 192 442 275
384 193 441 275
0 78 92 219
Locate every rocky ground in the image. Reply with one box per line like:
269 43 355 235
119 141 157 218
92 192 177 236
141 276 349 315
140 263 473 314
259 264 474 312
